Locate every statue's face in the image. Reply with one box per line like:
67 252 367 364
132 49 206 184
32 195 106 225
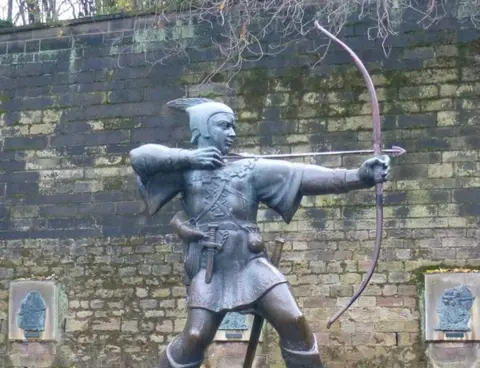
207 112 236 154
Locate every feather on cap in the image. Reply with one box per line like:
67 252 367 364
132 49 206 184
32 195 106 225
166 98 215 112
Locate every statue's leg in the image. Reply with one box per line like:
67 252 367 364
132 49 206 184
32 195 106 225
257 283 324 368
159 307 224 368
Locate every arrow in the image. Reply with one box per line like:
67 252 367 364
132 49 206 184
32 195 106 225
224 146 405 160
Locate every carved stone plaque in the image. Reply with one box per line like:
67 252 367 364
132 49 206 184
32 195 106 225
9 280 59 341
425 273 480 341
214 312 264 342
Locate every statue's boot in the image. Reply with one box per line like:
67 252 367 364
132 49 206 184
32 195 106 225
281 336 325 368
158 343 203 368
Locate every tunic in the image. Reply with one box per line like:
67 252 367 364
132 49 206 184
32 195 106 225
134 156 305 313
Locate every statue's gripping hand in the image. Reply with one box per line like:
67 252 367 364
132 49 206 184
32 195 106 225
187 147 225 170
170 211 207 241
358 155 391 187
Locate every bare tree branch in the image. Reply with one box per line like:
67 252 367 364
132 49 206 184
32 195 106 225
0 0 478 89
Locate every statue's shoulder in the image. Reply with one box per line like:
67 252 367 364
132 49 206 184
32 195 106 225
224 157 292 179
227 158 257 178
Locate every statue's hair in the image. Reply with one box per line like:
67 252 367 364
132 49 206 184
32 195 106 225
166 98 215 112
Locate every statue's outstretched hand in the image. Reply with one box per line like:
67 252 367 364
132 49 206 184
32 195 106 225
187 147 224 170
358 155 391 187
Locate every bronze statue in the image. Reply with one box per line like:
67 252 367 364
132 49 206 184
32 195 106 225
129 97 391 367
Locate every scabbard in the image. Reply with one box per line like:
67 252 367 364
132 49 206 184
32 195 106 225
203 224 220 284
205 248 215 284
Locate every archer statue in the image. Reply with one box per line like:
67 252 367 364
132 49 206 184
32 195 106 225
129 97 391 368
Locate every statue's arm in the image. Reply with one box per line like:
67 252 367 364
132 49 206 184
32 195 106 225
299 155 390 195
129 144 191 181
170 211 207 241
253 156 389 223
299 165 369 195
129 144 224 183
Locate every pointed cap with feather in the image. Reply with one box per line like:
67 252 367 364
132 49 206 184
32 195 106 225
167 98 235 144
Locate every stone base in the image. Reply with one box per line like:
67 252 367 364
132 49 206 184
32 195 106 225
9 341 56 368
202 342 266 368
426 343 480 368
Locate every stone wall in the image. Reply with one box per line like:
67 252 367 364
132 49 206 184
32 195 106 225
0 7 480 368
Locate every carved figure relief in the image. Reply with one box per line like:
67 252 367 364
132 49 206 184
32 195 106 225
17 291 47 339
435 285 475 332
219 312 249 331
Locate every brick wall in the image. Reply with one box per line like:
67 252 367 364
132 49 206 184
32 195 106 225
0 8 479 368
